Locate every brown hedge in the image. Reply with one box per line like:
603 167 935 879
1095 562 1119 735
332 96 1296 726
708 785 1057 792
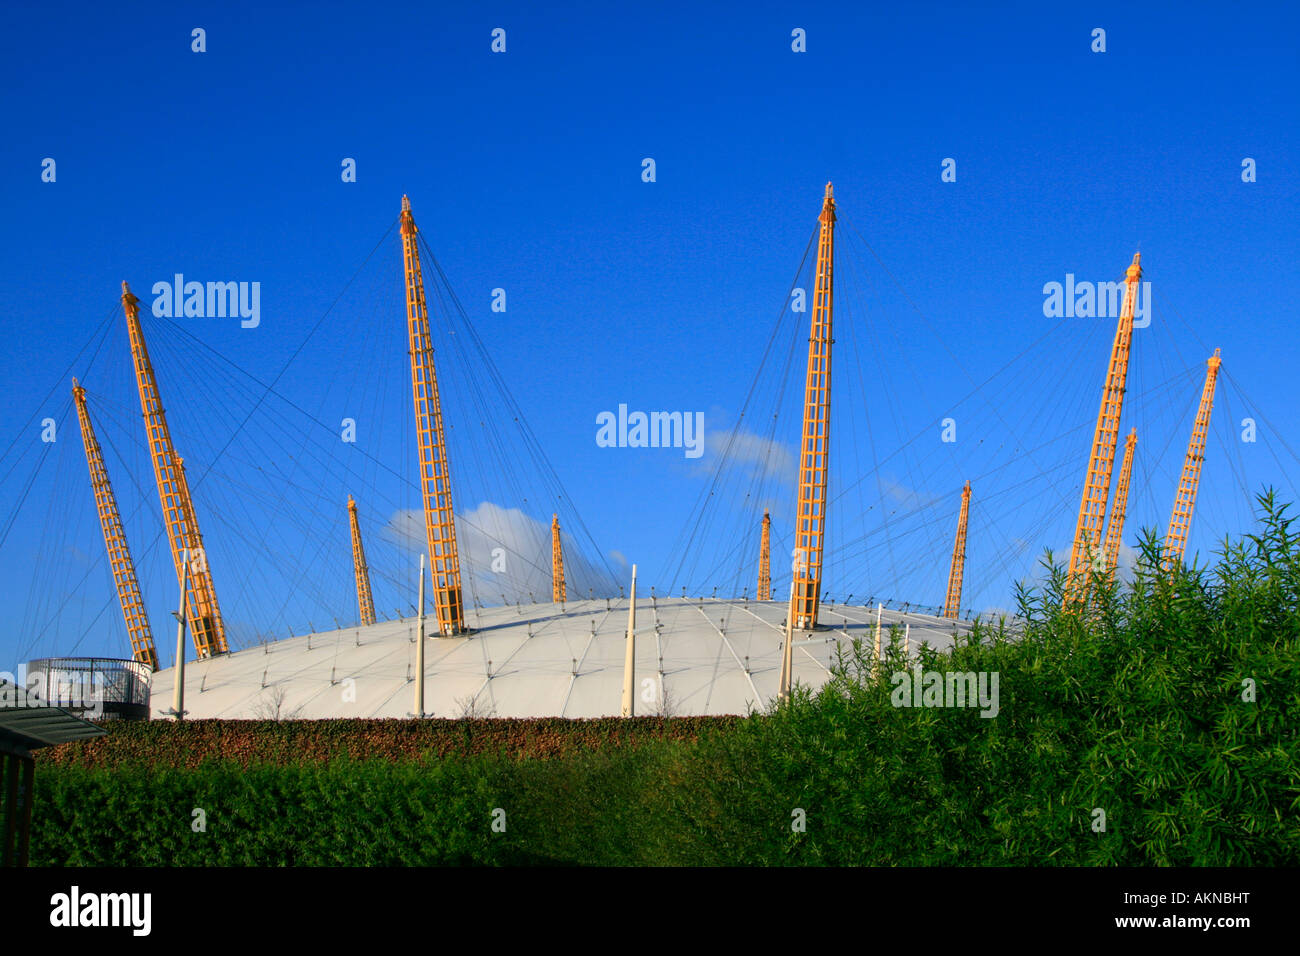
36 716 740 769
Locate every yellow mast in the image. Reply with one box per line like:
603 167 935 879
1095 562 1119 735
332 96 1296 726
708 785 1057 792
1102 429 1138 581
1064 253 1142 606
942 481 971 619
348 495 377 626
1165 350 1222 567
791 183 836 629
121 281 227 658
71 379 159 669
170 453 225 655
400 196 465 635
757 509 771 601
551 514 566 602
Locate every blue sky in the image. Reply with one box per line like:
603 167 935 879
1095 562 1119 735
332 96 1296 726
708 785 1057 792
1 1 1297 669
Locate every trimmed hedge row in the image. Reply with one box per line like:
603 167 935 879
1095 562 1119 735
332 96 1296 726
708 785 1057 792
38 716 739 769
32 755 672 866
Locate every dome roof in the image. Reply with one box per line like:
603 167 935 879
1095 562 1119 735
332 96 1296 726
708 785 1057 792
149 598 974 719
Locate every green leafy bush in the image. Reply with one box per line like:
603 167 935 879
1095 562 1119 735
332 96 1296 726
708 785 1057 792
657 491 1300 865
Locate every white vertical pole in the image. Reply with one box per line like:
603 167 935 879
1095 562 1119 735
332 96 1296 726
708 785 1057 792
415 553 426 718
779 581 794 701
874 602 883 666
904 622 911 659
621 564 637 717
171 548 190 720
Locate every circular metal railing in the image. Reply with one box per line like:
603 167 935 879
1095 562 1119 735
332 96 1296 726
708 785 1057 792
23 657 152 721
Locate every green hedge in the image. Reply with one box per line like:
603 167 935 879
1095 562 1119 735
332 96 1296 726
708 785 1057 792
34 747 703 865
39 716 736 769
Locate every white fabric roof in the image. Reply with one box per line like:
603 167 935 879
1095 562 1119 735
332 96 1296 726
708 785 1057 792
149 598 974 719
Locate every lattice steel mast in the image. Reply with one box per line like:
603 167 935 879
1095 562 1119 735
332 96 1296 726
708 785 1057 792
121 281 227 658
348 495 377 626
1165 350 1222 567
170 453 223 650
1102 428 1138 581
757 509 771 601
1064 252 1142 606
71 379 159 669
942 481 971 619
400 196 465 635
791 183 836 629
551 514 566 603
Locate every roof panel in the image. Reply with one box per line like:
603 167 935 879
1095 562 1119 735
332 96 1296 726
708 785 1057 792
0 680 108 749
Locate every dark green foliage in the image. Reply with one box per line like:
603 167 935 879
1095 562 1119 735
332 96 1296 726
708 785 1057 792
661 491 1300 865
33 748 700 866
32 493 1300 865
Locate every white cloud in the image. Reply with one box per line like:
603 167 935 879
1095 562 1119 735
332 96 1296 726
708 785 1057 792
878 476 943 512
383 501 617 605
701 426 795 482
